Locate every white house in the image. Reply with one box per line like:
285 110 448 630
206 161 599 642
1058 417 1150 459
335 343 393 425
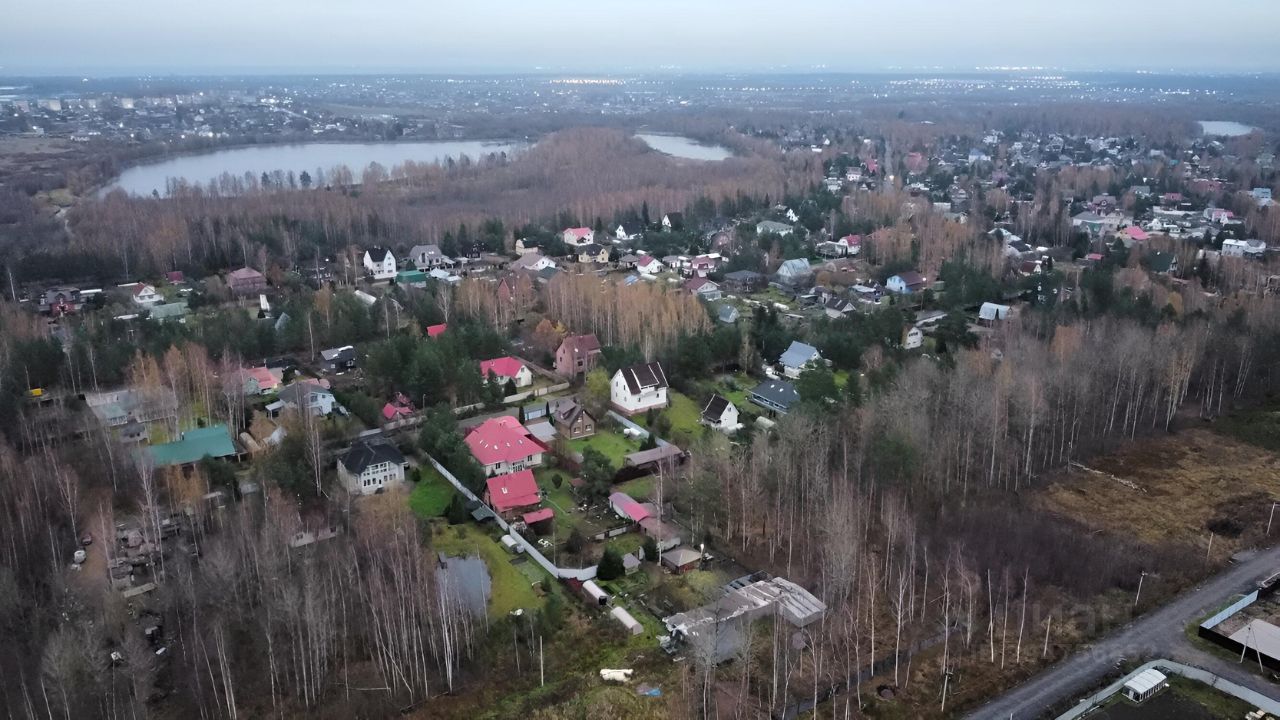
480 357 533 389
131 283 161 306
902 325 923 350
886 271 927 294
363 247 397 281
408 244 447 270
615 223 642 241
338 440 408 495
512 253 556 273
779 341 822 379
275 380 337 416
562 227 595 247
1222 238 1267 259
635 255 664 274
611 362 669 415
700 395 741 433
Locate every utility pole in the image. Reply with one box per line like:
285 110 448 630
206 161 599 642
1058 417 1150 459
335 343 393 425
1133 571 1147 609
1268 502 1277 536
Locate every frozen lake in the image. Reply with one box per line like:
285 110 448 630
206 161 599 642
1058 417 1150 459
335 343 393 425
636 133 733 161
1199 121 1257 138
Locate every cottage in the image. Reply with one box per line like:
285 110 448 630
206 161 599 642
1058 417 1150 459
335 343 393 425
550 398 596 440
756 220 794 237
662 212 684 231
717 304 740 324
816 234 861 257
886 271 927 295
634 255 664 275
611 362 669 415
320 345 357 374
275 380 337 416
614 222 642 241
484 469 542 516
723 270 765 294
662 546 702 574
824 297 855 318
408 244 448 270
684 277 722 301
480 357 533 389
148 425 237 467
700 395 741 433
338 439 407 495
381 392 415 422
1222 238 1267 259
562 227 595 247
39 287 83 316
779 341 822 379
363 247 397 281
555 334 602 378
576 244 611 264
775 258 813 287
750 380 799 415
131 283 161 306
228 267 267 295
466 417 544 475
242 366 281 395
514 237 542 255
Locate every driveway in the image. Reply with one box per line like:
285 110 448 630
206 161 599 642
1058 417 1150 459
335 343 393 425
965 546 1280 718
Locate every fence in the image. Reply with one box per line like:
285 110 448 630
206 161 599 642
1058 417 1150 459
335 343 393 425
1196 579 1280 669
1055 659 1280 720
422 453 597 581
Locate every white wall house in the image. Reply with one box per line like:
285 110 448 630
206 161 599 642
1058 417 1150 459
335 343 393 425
131 284 161 306
700 395 741 433
337 440 408 495
611 362 669 415
363 247 397 281
562 227 595 247
903 325 923 350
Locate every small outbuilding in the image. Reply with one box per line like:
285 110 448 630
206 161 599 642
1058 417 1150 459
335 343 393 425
582 579 610 607
1121 668 1167 703
662 546 702 574
611 606 644 636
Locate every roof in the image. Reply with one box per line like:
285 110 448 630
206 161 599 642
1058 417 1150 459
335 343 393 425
277 380 334 407
227 267 264 282
131 283 154 297
466 417 541 466
244 366 279 390
409 244 442 259
662 547 702 567
149 301 188 319
780 341 821 369
777 258 812 277
978 302 1012 321
522 507 555 524
321 345 354 362
636 254 661 268
751 380 799 409
512 253 551 270
1125 226 1150 241
1123 669 1167 695
480 356 526 381
702 394 732 422
148 425 237 466
892 271 926 287
624 444 684 468
617 361 668 395
558 333 601 358
339 440 405 474
684 277 718 293
564 227 593 238
485 469 541 513
426 323 447 337
365 246 391 262
610 492 652 522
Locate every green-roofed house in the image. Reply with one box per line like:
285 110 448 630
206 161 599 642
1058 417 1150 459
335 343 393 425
396 269 428 288
148 425 238 467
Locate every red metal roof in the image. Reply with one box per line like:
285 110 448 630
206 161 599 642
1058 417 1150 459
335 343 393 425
479 356 525 381
466 417 540 466
522 507 555 524
486 470 541 513
426 323 447 338
609 491 651 522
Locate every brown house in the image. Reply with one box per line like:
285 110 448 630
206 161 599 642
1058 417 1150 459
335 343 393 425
554 334 602 379
550 398 596 440
227 267 267 295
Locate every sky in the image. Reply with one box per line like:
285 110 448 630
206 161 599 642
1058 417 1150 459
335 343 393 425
3 0 1280 75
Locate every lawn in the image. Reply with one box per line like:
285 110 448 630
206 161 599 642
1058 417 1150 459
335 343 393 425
663 392 703 437
614 475 655 502
569 428 641 466
408 466 455 519
430 523 543 618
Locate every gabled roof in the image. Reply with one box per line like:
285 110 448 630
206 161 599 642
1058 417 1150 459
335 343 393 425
892 271 927 287
485 469 540 512
480 356 526 381
466 417 541 466
701 394 733 422
426 323 447 338
512 253 552 271
148 425 237 467
522 507 555 524
751 380 799 410
365 246 391 263
609 491 652 522
564 227 593 239
780 341 820 369
409 244 442 259
558 334 601 358
617 361 668 395
684 277 718 293
339 439 405 475
132 283 155 296
277 380 334 407
244 366 279 390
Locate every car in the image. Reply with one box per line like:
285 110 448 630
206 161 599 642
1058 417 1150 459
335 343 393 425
72 549 87 564
80 532 93 546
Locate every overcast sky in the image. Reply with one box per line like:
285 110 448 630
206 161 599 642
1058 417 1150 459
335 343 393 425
4 0 1279 75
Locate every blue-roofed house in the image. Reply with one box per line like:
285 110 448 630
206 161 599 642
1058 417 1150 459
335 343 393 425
749 380 800 415
779 341 822 379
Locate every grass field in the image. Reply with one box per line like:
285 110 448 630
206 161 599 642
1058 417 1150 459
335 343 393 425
431 524 544 618
614 475 655 502
1093 676 1253 719
408 466 455 519
569 428 641 466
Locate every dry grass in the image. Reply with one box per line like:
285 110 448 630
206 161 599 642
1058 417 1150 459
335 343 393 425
1038 429 1280 556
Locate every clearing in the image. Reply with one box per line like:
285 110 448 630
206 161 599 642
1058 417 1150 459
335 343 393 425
430 523 545 618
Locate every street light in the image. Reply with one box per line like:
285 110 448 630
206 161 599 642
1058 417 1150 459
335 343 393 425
1134 571 1147 609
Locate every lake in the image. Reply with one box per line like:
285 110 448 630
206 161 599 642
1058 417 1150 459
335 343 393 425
101 139 524 196
1199 121 1257 138
636 133 733 161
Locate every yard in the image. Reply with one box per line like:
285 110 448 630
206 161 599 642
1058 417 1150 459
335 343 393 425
568 427 642 467
614 475 655 502
429 523 545 618
408 465 455 519
1092 676 1252 719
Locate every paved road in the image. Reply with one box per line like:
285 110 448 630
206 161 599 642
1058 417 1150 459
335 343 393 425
965 546 1280 719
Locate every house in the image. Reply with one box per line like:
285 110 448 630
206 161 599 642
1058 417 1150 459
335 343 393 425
555 334 602 378
902 325 923 350
688 254 719 277
817 234 862 257
615 222 642 241
723 270 766 293
823 297 855 318
227 267 267 295
562 227 595 247
363 247 397 281
775 258 813 287
634 255 664 274
480 357 533 388
1222 238 1267 259
165 270 185 285
662 212 684 231
242 366 281 395
148 425 237 467
717 304 740 324
1122 226 1150 246
320 345 357 374
338 439 407 495
1145 250 1178 275
408 244 448 270
550 398 596 440
779 341 822 379
484 469 542 516
661 546 702 574
756 220 794 237
466 417 544 475
85 387 178 429
684 277 722 301
1252 188 1274 206
576 244 611 264
978 302 1013 325
512 253 556 273
700 395 741 433
39 287 83 316
131 283 161 306
381 392 415 422
1072 211 1123 236
611 361 669 415
886 271 928 294
275 380 337 416
750 380 799 415
514 237 542 255
426 323 448 338
149 301 188 322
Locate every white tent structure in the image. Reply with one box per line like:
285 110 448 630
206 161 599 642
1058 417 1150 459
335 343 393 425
1122 668 1167 703
611 606 643 636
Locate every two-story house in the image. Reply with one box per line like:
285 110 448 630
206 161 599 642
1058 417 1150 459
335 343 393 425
550 397 596 440
408 244 448 270
363 247 397 281
554 334 602 378
338 439 408 495
466 417 544 475
562 227 595 247
131 283 161 306
611 361 669 415
886 271 928 295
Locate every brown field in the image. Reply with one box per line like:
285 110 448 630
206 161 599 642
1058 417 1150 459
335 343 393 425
1038 428 1280 557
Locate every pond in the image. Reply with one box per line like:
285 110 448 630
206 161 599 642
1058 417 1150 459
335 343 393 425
101 139 524 197
635 133 733 161
437 553 492 618
1198 121 1257 138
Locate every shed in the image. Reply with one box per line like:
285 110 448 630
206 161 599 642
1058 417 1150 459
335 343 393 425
582 580 610 607
1122 669 1167 703
662 546 702 573
611 606 644 636
499 535 521 554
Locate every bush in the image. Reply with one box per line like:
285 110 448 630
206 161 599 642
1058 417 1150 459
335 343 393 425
597 547 625 581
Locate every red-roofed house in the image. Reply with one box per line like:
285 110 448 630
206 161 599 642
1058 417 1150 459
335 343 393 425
382 392 415 421
165 271 185 285
683 277 722 301
562 227 595 247
467 417 544 475
522 507 555 534
635 255 664 274
426 323 447 338
242 366 281 395
131 283 161 306
479 357 533 388
1124 226 1149 244
485 469 541 515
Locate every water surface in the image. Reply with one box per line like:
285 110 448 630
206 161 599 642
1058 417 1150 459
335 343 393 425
636 133 732 161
